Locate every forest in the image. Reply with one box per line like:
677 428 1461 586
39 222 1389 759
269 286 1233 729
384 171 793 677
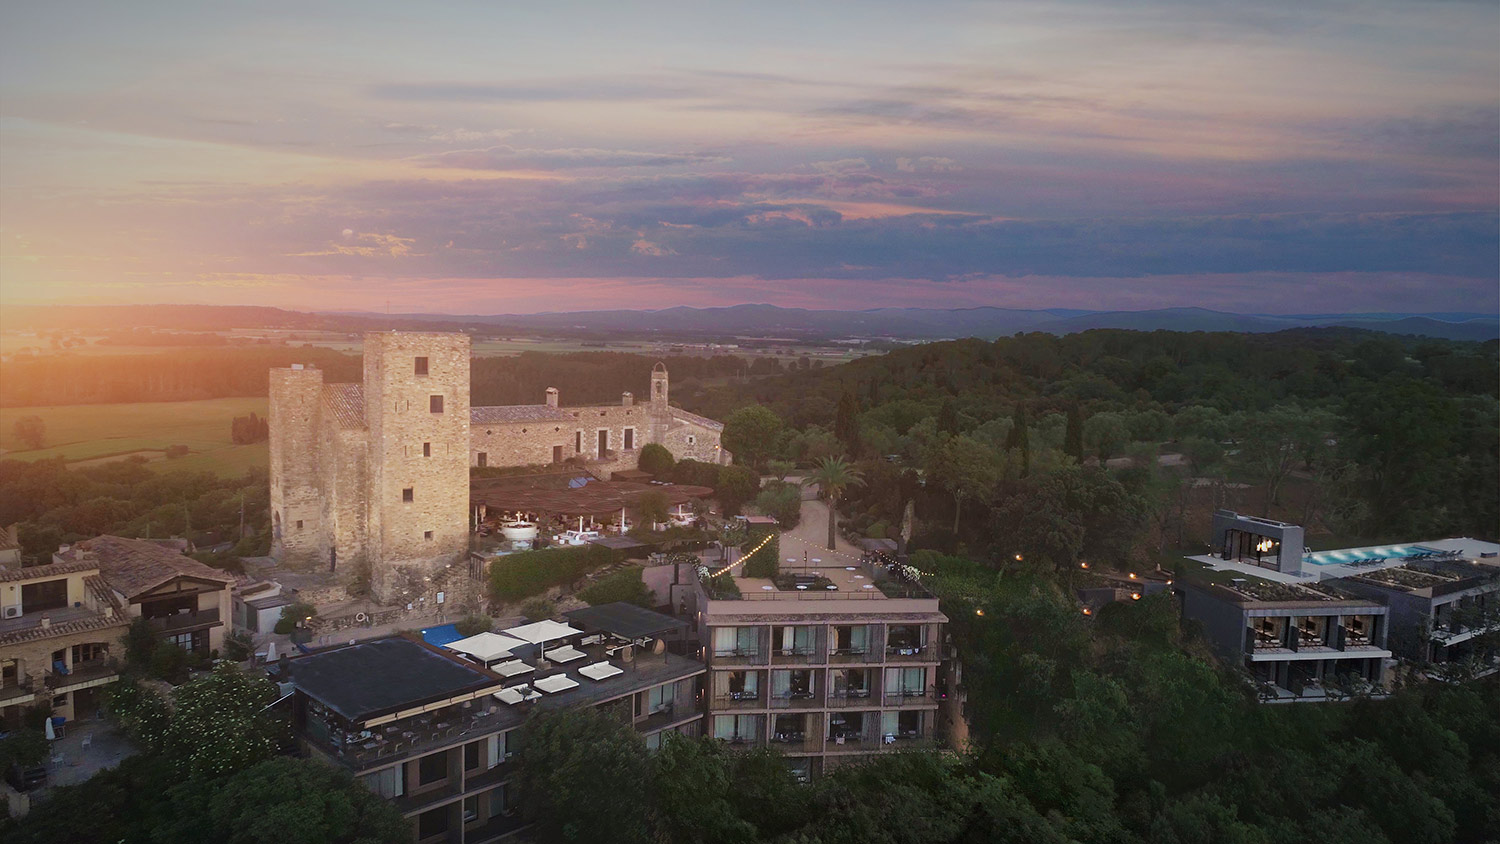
506 576 1499 844
704 329 1498 552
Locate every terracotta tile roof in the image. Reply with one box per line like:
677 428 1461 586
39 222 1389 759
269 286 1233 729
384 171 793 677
0 559 98 584
670 407 724 432
471 405 576 424
59 536 234 600
322 383 366 430
0 607 128 646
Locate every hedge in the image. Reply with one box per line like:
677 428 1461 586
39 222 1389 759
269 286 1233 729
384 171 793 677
577 566 654 608
489 544 617 603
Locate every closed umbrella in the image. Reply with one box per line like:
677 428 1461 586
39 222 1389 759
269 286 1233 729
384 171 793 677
44 716 55 741
265 641 278 663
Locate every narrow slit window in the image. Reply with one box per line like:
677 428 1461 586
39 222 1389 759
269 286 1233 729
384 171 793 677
423 442 431 457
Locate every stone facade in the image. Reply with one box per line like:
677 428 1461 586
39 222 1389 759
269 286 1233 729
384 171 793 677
470 363 729 472
269 334 727 607
270 332 472 605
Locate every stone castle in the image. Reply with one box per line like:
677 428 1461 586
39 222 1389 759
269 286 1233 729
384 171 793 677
268 331 727 604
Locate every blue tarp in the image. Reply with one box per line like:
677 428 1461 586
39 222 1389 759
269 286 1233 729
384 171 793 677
421 623 464 647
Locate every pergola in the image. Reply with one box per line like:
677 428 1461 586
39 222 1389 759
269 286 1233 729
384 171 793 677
471 473 713 522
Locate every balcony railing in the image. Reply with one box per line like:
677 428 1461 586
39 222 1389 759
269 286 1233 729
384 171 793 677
884 644 931 661
827 647 872 664
146 607 221 633
771 647 819 665
768 691 822 709
825 730 880 750
882 687 935 707
716 733 767 749
714 692 764 709
825 689 874 708
711 648 767 666
45 658 120 690
768 731 823 754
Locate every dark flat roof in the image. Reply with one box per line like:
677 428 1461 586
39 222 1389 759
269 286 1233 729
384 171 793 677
245 595 295 610
564 602 687 639
283 636 500 723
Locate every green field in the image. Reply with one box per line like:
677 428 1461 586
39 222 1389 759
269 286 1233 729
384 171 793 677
0 397 268 478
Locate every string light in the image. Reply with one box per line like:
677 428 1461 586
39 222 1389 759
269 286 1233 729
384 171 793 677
709 531 777 578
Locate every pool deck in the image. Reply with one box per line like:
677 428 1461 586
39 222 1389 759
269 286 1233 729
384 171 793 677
1191 536 1500 585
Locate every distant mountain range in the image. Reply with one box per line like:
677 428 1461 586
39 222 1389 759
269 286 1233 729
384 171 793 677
5 303 1496 342
356 304 1500 342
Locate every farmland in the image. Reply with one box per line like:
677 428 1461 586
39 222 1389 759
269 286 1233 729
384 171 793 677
0 397 268 477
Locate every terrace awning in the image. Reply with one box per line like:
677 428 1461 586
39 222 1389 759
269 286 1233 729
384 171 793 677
446 632 527 663
503 619 583 645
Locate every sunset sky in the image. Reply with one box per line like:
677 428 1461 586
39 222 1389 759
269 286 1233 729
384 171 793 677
1 1 1496 315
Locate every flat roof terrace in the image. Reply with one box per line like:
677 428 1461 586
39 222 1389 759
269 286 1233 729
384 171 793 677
286 632 705 772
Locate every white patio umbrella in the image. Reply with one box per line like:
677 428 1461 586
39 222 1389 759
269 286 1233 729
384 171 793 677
44 716 55 741
265 640 278 663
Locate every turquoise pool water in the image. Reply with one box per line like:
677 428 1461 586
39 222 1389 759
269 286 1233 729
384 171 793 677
1304 545 1431 566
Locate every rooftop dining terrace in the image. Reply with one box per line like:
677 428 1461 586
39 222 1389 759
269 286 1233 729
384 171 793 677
283 629 704 773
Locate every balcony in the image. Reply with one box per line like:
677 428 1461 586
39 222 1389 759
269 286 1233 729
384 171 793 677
392 779 463 816
768 691 822 710
826 647 874 665
825 730 880 751
146 607 221 633
883 644 932 662
45 658 120 691
714 692 764 710
711 649 766 667
882 731 936 750
0 681 37 706
466 813 529 844
825 689 874 709
882 687 935 707
768 731 823 754
771 647 819 666
716 733 767 749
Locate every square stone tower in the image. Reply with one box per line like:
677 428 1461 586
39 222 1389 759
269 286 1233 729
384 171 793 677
268 365 325 564
363 332 471 603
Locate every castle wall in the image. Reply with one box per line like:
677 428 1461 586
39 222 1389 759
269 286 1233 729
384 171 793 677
363 333 471 604
471 401 651 468
269 367 324 565
471 420 575 468
318 422 369 577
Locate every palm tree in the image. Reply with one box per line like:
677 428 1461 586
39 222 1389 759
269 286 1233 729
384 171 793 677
803 456 865 550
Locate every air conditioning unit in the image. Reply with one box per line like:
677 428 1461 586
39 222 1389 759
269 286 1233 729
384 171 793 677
2 606 21 619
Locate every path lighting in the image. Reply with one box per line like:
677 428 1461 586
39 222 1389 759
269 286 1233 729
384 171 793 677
975 608 985 617
1014 554 1022 561
1128 572 1137 579
1082 607 1092 616
1079 561 1089 569
1130 593 1141 601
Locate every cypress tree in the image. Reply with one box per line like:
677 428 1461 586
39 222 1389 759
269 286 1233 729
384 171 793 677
1065 403 1085 461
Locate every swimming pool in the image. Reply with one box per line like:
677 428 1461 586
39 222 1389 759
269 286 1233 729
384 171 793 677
421 623 464 646
1304 545 1431 566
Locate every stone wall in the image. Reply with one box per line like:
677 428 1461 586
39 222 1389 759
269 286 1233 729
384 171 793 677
471 419 575 467
661 419 727 464
318 422 369 581
363 333 472 604
269 367 325 565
